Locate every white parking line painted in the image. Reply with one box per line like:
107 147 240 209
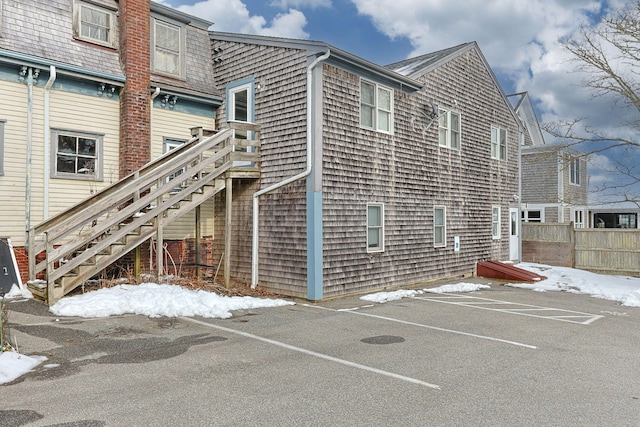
182 316 441 390
414 293 604 325
304 304 537 349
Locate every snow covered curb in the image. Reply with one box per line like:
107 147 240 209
360 283 490 303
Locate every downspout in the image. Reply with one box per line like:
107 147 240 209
517 130 523 263
25 67 34 239
43 65 57 219
251 49 331 287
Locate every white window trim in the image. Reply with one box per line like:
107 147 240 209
51 129 103 181
570 157 580 185
163 137 187 185
492 205 501 239
367 203 385 253
73 0 117 48
573 208 585 228
151 15 186 79
438 108 461 150
360 80 394 134
491 125 507 160
522 209 544 223
434 206 446 248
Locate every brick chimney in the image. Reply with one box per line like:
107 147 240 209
118 0 151 178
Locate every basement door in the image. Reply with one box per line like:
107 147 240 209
509 207 519 261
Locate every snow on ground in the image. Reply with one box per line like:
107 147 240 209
2 263 640 384
0 352 47 384
509 263 640 307
361 263 640 307
360 283 490 303
48 283 295 319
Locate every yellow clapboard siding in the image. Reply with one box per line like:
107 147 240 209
152 107 216 240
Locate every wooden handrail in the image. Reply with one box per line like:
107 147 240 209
28 121 260 284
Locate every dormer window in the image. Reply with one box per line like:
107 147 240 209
151 16 186 79
73 1 116 48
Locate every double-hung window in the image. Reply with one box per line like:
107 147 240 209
434 206 446 247
367 203 385 252
74 1 116 48
492 206 501 239
51 129 103 181
438 109 461 149
152 17 185 78
491 126 507 160
360 80 393 133
570 157 580 185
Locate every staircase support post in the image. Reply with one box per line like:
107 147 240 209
156 177 164 280
195 205 201 278
224 176 232 288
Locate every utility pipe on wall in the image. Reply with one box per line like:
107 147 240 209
43 65 57 219
251 49 331 288
25 67 34 240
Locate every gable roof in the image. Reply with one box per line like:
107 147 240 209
385 43 476 78
507 92 546 146
210 32 423 93
387 42 522 132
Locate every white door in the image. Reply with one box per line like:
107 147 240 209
509 207 520 261
228 82 254 167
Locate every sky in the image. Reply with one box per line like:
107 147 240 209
157 0 639 205
2 262 640 383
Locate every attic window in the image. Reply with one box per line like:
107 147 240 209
152 16 186 79
360 80 393 134
74 1 116 48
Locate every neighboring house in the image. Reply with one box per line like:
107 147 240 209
210 34 522 300
590 205 639 228
0 0 221 283
508 92 589 228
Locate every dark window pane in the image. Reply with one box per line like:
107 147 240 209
77 158 95 174
57 155 76 173
78 138 96 156
58 135 77 154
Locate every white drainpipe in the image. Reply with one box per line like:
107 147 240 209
25 67 34 238
251 49 330 287
43 65 57 219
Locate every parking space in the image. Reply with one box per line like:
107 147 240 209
3 285 640 426
414 291 605 324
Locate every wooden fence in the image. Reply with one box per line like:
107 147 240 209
522 223 640 277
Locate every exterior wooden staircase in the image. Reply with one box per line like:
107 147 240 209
26 121 260 305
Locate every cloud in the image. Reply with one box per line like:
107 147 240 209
174 0 309 39
270 0 332 8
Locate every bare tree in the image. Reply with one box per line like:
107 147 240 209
542 1 640 206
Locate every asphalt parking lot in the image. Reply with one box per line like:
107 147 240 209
2 281 639 426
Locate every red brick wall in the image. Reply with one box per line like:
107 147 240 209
118 0 151 178
13 246 28 283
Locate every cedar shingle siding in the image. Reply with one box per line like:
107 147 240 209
211 40 310 295
211 35 519 299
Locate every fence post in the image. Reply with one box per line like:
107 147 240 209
569 222 575 268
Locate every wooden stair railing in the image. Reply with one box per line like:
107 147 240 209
27 121 260 305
